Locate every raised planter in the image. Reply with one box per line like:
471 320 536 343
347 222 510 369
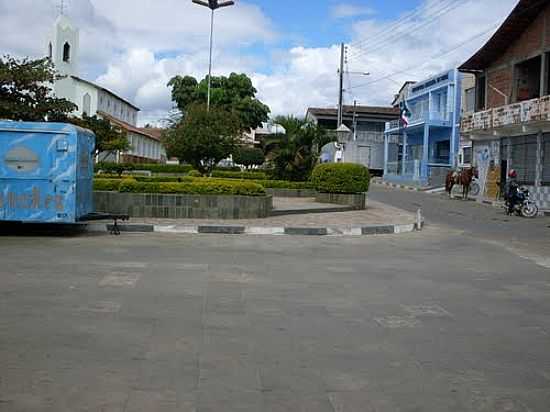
94 191 272 219
266 188 318 198
315 192 366 210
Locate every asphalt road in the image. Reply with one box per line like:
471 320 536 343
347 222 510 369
369 185 550 267
1 228 550 411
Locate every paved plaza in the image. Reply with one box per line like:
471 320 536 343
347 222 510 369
1 212 550 411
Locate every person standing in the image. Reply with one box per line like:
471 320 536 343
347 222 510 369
505 169 519 215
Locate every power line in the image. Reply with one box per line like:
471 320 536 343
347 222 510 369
348 0 457 51
348 0 550 90
348 0 465 60
349 23 499 91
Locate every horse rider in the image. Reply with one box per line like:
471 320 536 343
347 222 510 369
505 169 520 215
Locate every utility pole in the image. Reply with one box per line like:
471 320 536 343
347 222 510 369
337 43 345 127
352 99 357 141
192 0 235 111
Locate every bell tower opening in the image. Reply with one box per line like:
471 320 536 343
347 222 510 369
63 42 71 63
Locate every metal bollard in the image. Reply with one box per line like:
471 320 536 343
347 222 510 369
416 208 423 231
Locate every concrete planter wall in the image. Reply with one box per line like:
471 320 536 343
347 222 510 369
94 191 273 219
266 188 317 198
315 192 367 210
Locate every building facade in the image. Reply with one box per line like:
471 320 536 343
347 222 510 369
47 15 165 163
384 69 462 187
243 122 285 146
460 0 550 211
307 106 399 174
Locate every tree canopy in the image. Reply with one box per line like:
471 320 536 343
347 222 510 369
263 116 335 181
232 147 265 169
167 73 270 131
0 55 77 121
162 104 242 175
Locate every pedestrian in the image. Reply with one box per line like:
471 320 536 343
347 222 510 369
505 169 519 215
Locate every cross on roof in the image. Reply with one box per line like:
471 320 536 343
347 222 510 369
57 0 66 16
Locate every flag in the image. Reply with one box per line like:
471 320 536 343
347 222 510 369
400 100 411 128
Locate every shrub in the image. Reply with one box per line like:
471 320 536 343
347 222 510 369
117 179 266 196
198 178 313 190
311 163 370 194
95 162 135 176
210 170 267 180
94 175 194 183
188 170 203 177
254 180 314 190
94 162 194 175
94 178 123 191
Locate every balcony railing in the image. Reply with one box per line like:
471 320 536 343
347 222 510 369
462 95 550 134
385 111 452 132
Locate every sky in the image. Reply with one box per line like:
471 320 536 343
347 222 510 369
0 0 520 126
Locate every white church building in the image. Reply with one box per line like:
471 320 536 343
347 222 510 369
48 14 166 163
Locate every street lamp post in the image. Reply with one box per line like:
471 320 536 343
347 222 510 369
192 0 235 111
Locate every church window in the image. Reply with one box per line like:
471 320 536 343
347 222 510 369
63 42 71 62
48 43 53 59
82 93 91 116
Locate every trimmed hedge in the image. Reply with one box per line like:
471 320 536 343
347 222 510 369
95 174 194 183
95 178 266 196
95 162 194 175
95 174 311 190
210 170 267 180
94 178 126 192
254 179 314 190
188 170 203 177
311 163 370 194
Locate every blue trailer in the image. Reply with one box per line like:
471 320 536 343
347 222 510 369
0 121 96 224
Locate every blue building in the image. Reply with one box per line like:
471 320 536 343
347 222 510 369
384 69 462 187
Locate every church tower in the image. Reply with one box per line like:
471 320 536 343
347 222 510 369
47 13 79 77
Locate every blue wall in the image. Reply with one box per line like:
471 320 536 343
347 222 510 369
0 122 95 223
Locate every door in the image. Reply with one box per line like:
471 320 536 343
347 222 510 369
357 145 372 167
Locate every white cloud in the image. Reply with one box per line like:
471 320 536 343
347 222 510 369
0 0 522 125
331 3 375 19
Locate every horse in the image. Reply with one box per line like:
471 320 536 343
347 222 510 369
446 167 478 200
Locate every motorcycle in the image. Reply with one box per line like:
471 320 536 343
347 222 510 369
505 187 539 218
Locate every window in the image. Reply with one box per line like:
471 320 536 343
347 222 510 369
63 42 71 62
463 147 472 164
543 134 550 185
464 88 475 113
476 74 486 111
48 43 53 59
435 141 450 163
508 135 538 185
514 56 541 102
82 93 91 116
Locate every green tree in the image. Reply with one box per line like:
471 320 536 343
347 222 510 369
0 55 77 121
263 116 335 181
167 73 270 131
163 104 241 175
68 115 129 161
232 147 265 169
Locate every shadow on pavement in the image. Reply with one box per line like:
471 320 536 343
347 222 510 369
0 222 92 237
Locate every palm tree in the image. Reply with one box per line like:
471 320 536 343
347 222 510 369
263 116 335 181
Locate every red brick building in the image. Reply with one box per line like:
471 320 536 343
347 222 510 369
460 0 550 211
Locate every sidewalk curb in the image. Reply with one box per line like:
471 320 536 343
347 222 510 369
87 221 423 237
372 180 432 192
